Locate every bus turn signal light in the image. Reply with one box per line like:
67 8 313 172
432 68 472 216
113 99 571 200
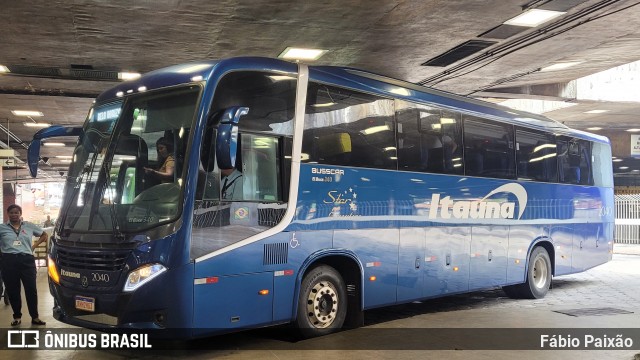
259 290 269 295
369 276 377 281
48 255 60 284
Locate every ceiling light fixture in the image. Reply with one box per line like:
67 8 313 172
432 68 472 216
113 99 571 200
0 65 9 73
43 142 65 147
586 127 602 131
278 47 327 61
540 62 582 72
584 110 609 114
24 122 50 128
118 71 141 80
11 110 44 117
504 9 565 27
626 129 640 132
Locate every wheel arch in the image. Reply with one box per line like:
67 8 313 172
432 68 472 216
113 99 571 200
293 249 364 328
528 237 556 277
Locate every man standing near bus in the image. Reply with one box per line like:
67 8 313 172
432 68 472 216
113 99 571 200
0 204 47 326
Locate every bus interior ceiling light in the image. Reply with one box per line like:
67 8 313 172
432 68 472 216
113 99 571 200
503 9 565 27
278 47 327 61
12 110 44 116
43 142 65 147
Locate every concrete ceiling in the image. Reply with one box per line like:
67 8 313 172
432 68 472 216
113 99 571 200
1 0 639 182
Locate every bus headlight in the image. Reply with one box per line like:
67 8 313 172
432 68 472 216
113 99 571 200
123 264 167 292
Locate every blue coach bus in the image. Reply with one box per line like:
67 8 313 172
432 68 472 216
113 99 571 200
29 57 614 338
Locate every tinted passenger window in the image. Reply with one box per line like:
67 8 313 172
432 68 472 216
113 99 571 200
592 142 613 187
558 137 592 185
302 83 396 170
396 101 463 174
463 118 515 179
515 129 557 182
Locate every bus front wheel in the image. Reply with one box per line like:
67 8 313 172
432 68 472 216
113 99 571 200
503 246 552 299
295 264 347 338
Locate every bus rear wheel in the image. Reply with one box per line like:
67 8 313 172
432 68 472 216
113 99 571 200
295 264 347 338
503 246 552 299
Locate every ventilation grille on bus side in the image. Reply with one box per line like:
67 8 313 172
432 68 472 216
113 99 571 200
263 243 288 265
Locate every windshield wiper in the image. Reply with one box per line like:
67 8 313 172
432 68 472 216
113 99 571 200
103 163 125 240
56 147 101 237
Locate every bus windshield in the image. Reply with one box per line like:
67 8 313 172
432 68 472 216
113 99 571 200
60 85 201 238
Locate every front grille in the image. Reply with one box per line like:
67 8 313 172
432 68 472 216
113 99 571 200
56 248 129 271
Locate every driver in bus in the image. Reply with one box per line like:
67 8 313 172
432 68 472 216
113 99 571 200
144 137 175 183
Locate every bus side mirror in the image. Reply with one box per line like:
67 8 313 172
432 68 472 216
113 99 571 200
215 107 249 170
28 126 82 178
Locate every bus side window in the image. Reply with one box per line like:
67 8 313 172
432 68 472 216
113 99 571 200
302 83 396 170
395 102 462 174
463 118 515 179
558 138 592 185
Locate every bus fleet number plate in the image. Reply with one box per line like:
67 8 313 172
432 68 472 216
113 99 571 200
75 295 95 312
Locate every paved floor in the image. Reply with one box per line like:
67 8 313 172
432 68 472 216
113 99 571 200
1 245 639 359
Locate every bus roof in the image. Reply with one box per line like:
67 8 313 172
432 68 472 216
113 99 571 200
96 57 609 145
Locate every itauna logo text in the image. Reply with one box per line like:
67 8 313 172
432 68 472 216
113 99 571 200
428 183 528 220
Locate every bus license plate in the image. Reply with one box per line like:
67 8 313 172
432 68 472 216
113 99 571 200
75 296 95 312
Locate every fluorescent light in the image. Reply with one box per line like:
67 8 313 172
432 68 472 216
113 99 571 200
619 166 629 170
118 71 141 80
626 129 640 132
530 153 557 163
55 155 72 159
384 147 397 151
540 62 582 72
43 142 65 147
533 143 556 152
59 159 72 163
0 65 9 73
361 125 390 135
278 47 327 61
269 75 296 81
24 122 50 128
584 110 609 114
12 110 43 117
613 159 623 162
504 9 565 27
176 64 211 73
586 127 602 131
440 117 456 124
390 88 411 96
312 102 336 108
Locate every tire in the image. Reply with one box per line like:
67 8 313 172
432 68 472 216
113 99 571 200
295 265 347 339
502 246 552 299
